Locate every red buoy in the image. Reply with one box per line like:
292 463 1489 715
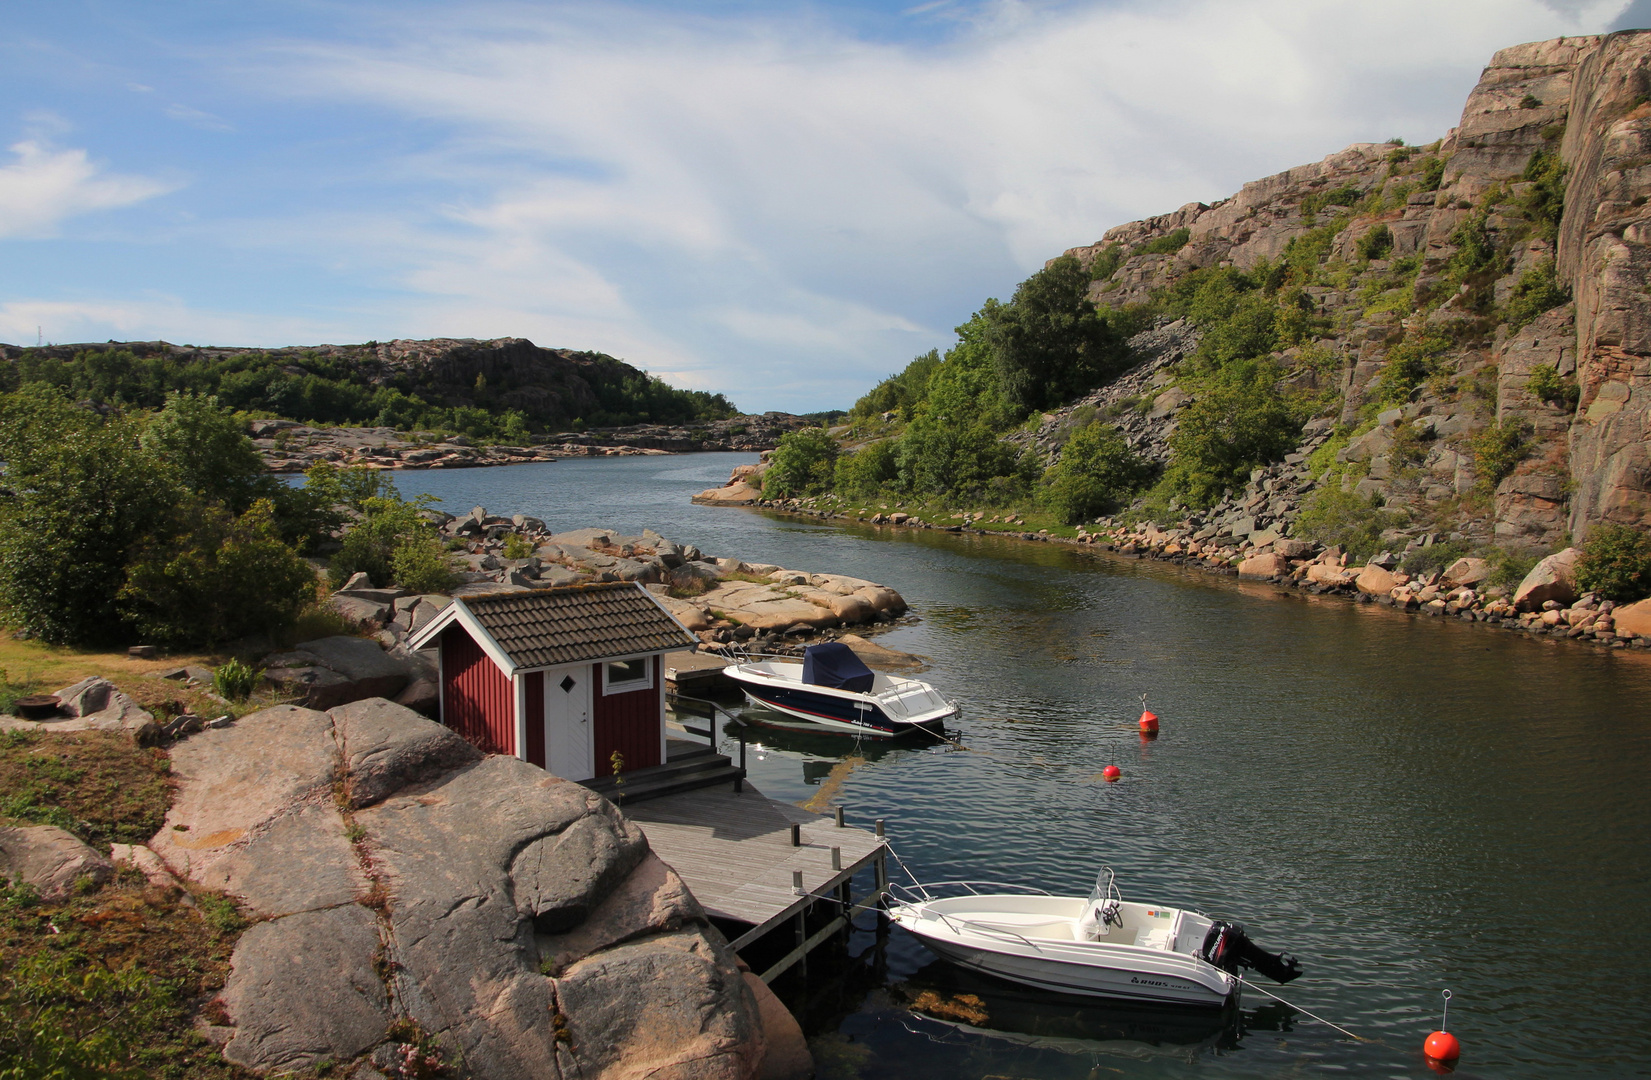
1424 1030 1460 1063
1424 990 1459 1069
1138 709 1159 733
1102 764 1121 781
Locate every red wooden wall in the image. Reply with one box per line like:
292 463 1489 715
441 627 515 756
592 662 660 775
523 670 545 768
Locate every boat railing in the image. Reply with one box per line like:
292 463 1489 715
890 880 1054 904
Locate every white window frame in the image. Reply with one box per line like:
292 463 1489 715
600 654 654 695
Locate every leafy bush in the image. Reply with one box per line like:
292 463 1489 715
1293 487 1396 560
501 532 534 560
1372 334 1451 404
1520 149 1569 242
1471 418 1531 493
1526 363 1580 410
833 440 899 496
1301 184 1361 217
1505 259 1570 330
1400 540 1469 575
983 256 1131 411
1575 522 1651 601
850 350 940 421
1164 362 1301 507
1355 223 1394 261
121 500 319 647
1137 228 1191 256
1089 242 1125 280
1042 422 1153 524
1417 156 1446 192
389 537 460 595
213 659 260 702
0 947 171 1079
762 429 840 498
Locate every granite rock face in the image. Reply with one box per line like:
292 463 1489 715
154 699 762 1079
0 825 115 902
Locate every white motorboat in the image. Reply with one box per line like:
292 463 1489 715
889 869 1300 1007
725 642 957 736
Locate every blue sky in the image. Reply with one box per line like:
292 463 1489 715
0 1 1640 412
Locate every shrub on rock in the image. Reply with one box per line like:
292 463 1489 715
1575 523 1651 602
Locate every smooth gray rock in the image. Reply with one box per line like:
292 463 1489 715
45 677 158 740
330 698 481 808
511 806 649 933
556 929 762 1080
327 595 393 627
263 665 352 707
394 678 439 718
220 905 391 1074
535 851 702 973
0 825 114 902
286 636 411 708
151 704 339 891
536 565 584 587
192 802 366 917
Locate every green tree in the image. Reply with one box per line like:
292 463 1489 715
982 256 1129 411
833 440 899 496
1043 422 1153 524
140 391 275 513
0 388 184 645
120 499 318 646
328 495 450 590
850 350 941 421
762 429 840 498
895 322 1028 498
1575 522 1651 601
1164 362 1302 507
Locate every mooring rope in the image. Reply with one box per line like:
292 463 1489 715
1237 975 1365 1041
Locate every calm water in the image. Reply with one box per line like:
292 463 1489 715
394 454 1651 1078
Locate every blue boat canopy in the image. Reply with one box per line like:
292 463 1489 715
801 642 875 692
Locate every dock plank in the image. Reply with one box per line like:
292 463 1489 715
623 782 884 939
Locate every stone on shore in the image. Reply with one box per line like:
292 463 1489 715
1238 552 1290 578
0 825 115 902
1443 557 1494 587
1355 565 1399 595
693 480 764 505
1613 597 1651 637
1513 547 1582 610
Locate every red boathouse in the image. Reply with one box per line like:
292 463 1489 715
408 582 697 781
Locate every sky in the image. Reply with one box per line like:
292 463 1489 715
0 1 1645 413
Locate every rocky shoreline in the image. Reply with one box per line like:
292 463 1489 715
254 413 811 473
694 488 1651 654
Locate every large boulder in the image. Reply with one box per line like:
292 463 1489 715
262 636 411 709
1 677 161 742
692 480 763 505
0 825 114 902
1237 553 1289 578
154 700 762 1078
1306 562 1355 586
1443 557 1494 587
1613 597 1651 637
1513 547 1582 610
1355 564 1399 595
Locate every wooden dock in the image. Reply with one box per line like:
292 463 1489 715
661 649 732 693
622 781 887 977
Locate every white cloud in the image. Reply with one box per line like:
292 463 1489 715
56 0 1630 410
0 294 344 349
164 103 234 132
0 140 175 239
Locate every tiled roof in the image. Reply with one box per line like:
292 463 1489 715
461 583 696 669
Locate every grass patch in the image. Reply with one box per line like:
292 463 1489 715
0 876 254 1079
0 729 172 849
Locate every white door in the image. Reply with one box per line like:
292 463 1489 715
544 664 593 781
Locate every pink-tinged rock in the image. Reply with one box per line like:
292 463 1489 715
692 480 763 505
1306 563 1353 586
1238 553 1289 578
1274 539 1314 558
1513 547 1582 610
0 825 114 902
1614 597 1651 637
1444 557 1494 587
1356 565 1398 595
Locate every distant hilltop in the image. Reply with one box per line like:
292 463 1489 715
0 336 770 444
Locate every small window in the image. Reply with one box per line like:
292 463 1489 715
603 656 652 694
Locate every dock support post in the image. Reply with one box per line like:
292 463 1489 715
790 823 801 847
835 806 845 827
874 819 888 929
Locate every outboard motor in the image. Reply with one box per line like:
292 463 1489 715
1200 920 1302 984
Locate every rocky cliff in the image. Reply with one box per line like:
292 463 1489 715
1052 32 1651 551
